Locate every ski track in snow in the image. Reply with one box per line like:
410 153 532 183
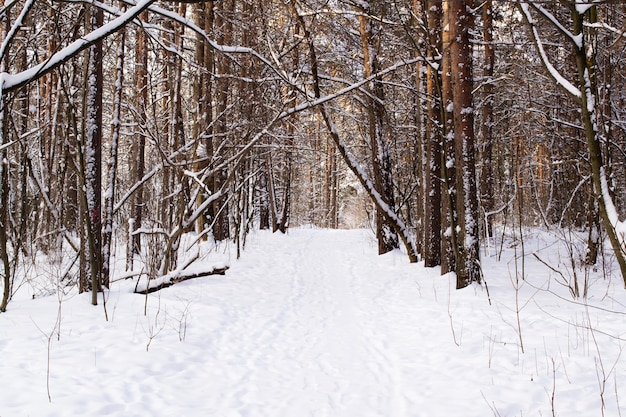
1 228 626 416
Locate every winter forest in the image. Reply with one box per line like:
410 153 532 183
2 0 626 415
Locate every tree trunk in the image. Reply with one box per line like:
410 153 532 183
0 89 10 312
212 0 232 242
450 0 481 288
277 23 298 234
193 1 215 237
480 0 494 239
423 0 443 267
440 0 457 275
102 30 125 288
572 6 626 285
128 13 148 271
358 1 399 255
83 4 104 304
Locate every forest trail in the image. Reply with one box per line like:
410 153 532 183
201 229 410 416
3 228 621 417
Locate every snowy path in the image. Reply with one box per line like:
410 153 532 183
198 230 411 415
2 228 625 416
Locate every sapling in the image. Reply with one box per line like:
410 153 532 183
144 293 166 351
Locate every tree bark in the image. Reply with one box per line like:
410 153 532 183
0 93 10 312
212 0 232 242
480 0 494 239
82 4 104 304
450 0 481 288
441 0 457 275
572 6 626 285
358 0 399 255
423 0 443 267
128 13 148 271
103 30 125 288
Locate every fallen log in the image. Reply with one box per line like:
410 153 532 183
135 265 229 295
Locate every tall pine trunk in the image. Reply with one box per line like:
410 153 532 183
128 13 147 271
450 0 481 288
423 0 443 267
358 1 399 255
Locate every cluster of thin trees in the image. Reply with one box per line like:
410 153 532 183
1 0 625 311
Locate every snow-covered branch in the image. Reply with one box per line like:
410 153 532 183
529 2 581 47
519 2 582 99
0 0 157 93
0 0 36 63
600 167 626 251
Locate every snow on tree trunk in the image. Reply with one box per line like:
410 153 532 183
440 0 458 276
82 5 104 305
450 0 481 288
480 0 495 240
102 30 125 289
572 6 626 286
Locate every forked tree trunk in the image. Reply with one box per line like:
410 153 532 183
277 23 298 235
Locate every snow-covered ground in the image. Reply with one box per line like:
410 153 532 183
1 228 625 416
